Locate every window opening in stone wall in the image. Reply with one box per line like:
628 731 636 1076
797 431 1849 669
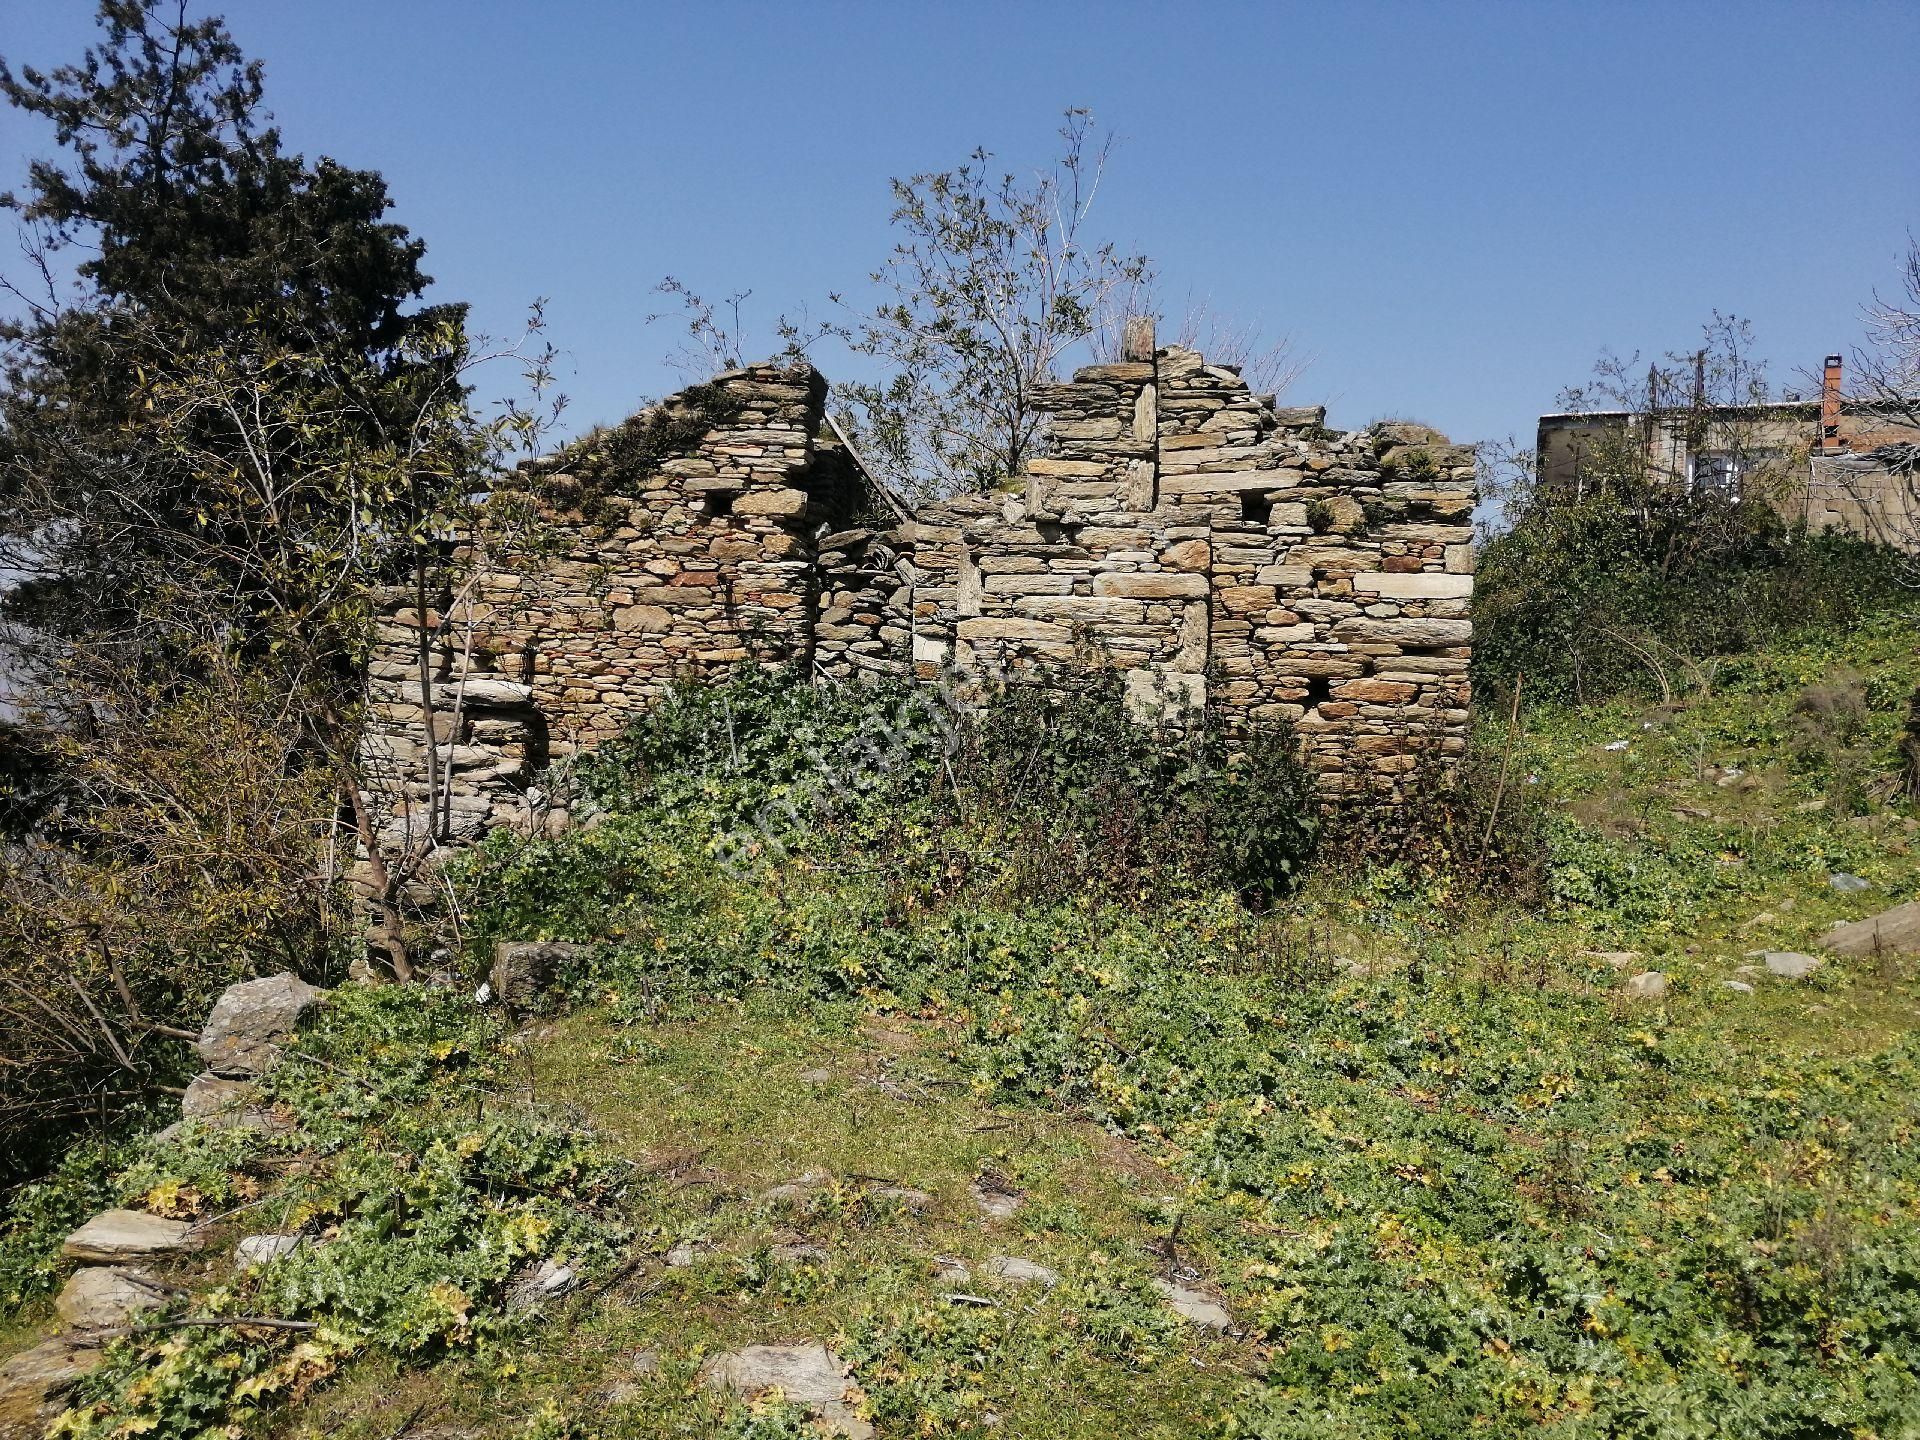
1241 492 1273 525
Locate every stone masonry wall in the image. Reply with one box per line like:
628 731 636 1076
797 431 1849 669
358 363 884 881
359 330 1477 891
812 328 1477 801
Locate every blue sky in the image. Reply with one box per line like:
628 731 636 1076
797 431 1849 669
4 1 1917 452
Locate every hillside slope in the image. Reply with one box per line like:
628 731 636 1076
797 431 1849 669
3 610 1917 1440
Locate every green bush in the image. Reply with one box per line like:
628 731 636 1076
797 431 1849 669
957 668 1317 905
1473 492 1911 706
0 1125 152 1312
571 663 1317 908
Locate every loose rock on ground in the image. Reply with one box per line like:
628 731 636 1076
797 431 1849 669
53 1267 170 1331
984 1255 1060 1289
1824 900 1920 958
196 972 324 1078
61 1210 195 1264
701 1343 872 1439
1152 1278 1234 1331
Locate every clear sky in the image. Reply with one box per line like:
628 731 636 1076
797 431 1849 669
4 1 1917 452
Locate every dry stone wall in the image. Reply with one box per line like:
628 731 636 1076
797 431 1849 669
359 330 1477 886
358 363 889 876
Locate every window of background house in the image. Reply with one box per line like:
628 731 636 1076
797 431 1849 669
1689 448 1783 501
1690 452 1742 499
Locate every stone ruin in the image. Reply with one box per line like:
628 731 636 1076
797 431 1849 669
358 323 1477 879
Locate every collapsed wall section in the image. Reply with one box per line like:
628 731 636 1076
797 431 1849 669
871 349 1209 709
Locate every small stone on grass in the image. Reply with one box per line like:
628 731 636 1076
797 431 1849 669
772 1243 829 1265
1152 1278 1233 1331
234 1234 304 1270
505 1257 577 1309
1761 951 1822 980
701 1343 871 1439
985 1255 1060 1289
969 1183 1023 1220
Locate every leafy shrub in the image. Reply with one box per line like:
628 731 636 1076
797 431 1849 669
958 668 1318 905
1324 722 1551 908
1791 675 1876 813
579 664 951 857
574 662 1317 909
1473 491 1912 706
0 1125 151 1311
0 668 343 1185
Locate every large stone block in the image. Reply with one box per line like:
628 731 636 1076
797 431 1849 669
1217 585 1277 614
1352 572 1474 600
731 487 810 518
1092 572 1208 600
1024 458 1109 478
956 617 1070 643
182 1072 257 1119
1160 539 1210 571
1124 668 1206 719
1255 565 1315 588
984 574 1074 595
1072 361 1154 383
1337 679 1418 704
1 1340 108 1439
1160 471 1293 496
197 973 325 1079
1017 597 1148 624
1823 902 1920 957
490 940 594 1014
1331 617 1473 648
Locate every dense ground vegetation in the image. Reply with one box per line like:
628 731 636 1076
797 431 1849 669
5 607 1915 1438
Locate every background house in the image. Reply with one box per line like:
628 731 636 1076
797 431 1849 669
1536 355 1919 550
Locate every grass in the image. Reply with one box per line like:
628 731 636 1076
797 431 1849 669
277 1000 1253 1440
4 606 1917 1438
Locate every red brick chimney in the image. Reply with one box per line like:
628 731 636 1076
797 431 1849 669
1820 354 1846 451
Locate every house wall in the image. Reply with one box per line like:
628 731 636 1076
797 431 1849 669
1537 404 1919 550
358 338 1478 897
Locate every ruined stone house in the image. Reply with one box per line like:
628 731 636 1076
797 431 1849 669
358 326 1478 875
